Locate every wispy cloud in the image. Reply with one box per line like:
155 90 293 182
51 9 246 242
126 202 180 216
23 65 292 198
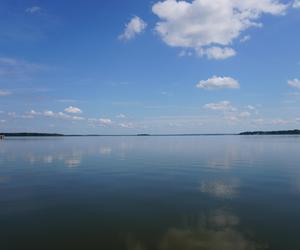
0 90 12 96
293 0 300 8
88 118 113 126
119 122 134 128
204 101 235 111
288 78 300 89
98 118 112 126
0 57 44 78
240 35 251 43
197 47 236 60
25 6 42 14
119 16 147 41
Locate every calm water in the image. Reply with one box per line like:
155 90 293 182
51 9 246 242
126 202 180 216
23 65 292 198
1 136 300 250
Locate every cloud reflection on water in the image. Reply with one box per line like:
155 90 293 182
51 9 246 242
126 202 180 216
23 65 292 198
127 209 266 250
200 179 239 199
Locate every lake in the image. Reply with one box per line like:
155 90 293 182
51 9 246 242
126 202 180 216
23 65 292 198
1 136 300 249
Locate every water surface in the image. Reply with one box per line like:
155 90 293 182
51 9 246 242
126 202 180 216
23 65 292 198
1 136 300 249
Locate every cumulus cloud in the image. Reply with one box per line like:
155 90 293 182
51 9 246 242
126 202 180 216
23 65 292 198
293 0 300 8
196 76 240 90
119 16 147 41
26 110 85 121
288 78 300 89
64 106 82 114
152 0 287 59
0 90 12 96
204 101 235 111
25 6 42 14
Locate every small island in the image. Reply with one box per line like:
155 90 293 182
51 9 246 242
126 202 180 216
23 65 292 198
240 129 300 135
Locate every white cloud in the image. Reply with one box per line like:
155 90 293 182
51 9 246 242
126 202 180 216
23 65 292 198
293 0 300 8
25 6 42 14
247 105 255 110
28 110 41 115
204 101 235 111
89 118 113 126
44 110 55 117
196 76 240 90
0 90 12 96
152 0 287 59
119 122 134 128
98 118 113 126
178 50 193 57
197 47 236 60
225 111 251 124
240 35 251 43
288 78 300 89
26 110 85 121
64 106 82 114
119 16 147 41
71 116 85 121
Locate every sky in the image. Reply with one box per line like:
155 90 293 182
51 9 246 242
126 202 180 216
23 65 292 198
0 0 300 134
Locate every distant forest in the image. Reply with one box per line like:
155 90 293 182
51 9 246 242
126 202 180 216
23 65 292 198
240 129 300 135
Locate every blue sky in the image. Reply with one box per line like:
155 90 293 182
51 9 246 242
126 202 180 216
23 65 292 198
0 0 300 134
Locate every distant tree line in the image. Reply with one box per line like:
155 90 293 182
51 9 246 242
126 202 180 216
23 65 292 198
0 133 64 137
240 129 300 135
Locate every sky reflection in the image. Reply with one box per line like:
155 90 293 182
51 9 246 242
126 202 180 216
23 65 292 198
0 136 300 249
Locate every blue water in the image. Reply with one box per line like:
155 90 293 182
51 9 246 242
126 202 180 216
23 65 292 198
1 136 300 249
